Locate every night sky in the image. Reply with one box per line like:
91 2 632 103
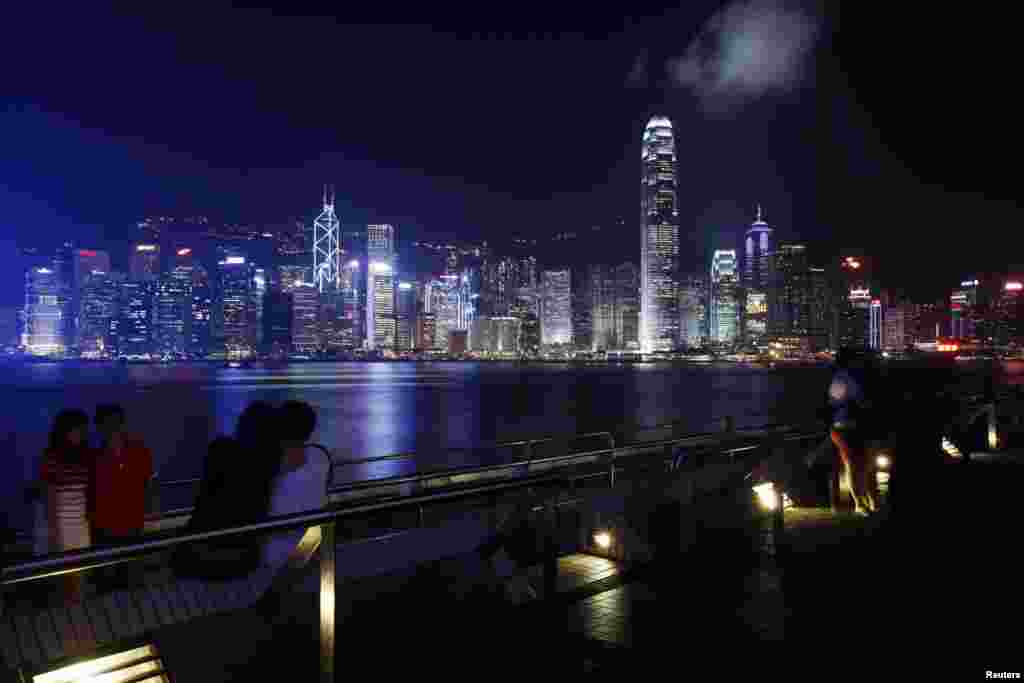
2 2 1021 307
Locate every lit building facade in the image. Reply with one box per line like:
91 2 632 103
639 115 680 353
396 282 417 351
743 206 772 344
23 265 66 356
130 243 160 282
710 250 740 346
996 280 1024 346
883 304 908 350
189 283 213 356
471 317 520 354
540 269 572 347
219 255 253 356
116 281 154 357
366 224 396 350
613 262 640 350
291 283 320 353
72 249 111 350
680 275 708 349
950 279 980 339
78 270 122 358
154 274 190 356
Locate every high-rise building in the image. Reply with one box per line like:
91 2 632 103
743 206 772 344
53 243 75 352
130 243 160 282
679 275 708 349
996 280 1024 346
710 250 740 346
218 254 253 356
340 258 363 348
23 264 66 356
116 280 154 358
767 245 832 353
189 283 213 357
72 249 111 350
471 317 520 354
396 281 417 351
279 265 312 292
836 253 873 349
154 273 190 357
572 268 593 352
509 289 540 356
312 186 342 294
640 115 680 353
951 279 981 339
366 225 396 350
589 265 617 351
263 288 293 354
883 303 908 351
613 262 640 350
250 267 267 349
540 269 572 347
416 312 437 351
292 283 320 353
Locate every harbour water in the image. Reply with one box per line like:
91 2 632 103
5 358 1018 528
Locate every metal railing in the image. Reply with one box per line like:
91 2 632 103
3 420 821 681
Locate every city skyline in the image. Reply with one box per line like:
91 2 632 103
5 4 1023 310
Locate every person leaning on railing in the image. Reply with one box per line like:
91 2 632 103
171 401 283 580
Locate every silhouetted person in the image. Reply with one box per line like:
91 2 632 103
173 402 283 580
262 401 330 572
828 348 878 514
40 410 94 602
90 404 153 590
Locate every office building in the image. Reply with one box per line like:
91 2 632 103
340 258 363 348
589 265 616 351
116 280 154 358
996 280 1024 346
292 283 320 353
154 273 190 357
23 264 66 356
471 317 520 354
263 288 293 354
396 281 417 351
366 224 396 350
883 304 908 351
219 254 253 356
743 206 772 344
416 312 437 351
680 275 708 349
613 262 640 350
640 115 680 353
710 250 740 346
189 283 213 356
130 243 160 282
571 268 593 352
951 279 981 339
540 269 572 347
71 249 111 350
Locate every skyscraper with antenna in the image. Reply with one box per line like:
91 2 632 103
313 184 341 293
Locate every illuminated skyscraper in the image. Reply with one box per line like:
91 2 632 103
396 282 417 351
291 283 320 353
743 206 772 343
710 250 740 346
366 224 396 350
116 281 155 357
613 262 640 350
540 269 572 346
72 249 111 350
130 243 160 281
23 265 65 356
640 115 680 353
680 275 708 348
313 185 342 294
218 254 253 356
154 274 190 356
78 271 122 358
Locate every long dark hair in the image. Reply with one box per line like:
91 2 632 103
235 401 284 518
47 410 90 461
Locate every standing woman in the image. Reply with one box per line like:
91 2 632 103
40 410 95 602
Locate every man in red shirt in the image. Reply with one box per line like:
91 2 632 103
91 404 154 589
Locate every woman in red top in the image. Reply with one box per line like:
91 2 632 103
40 409 94 602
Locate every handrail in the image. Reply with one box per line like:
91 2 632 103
4 426 829 586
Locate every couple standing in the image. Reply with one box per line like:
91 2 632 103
39 405 153 600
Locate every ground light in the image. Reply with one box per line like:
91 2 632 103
33 643 167 683
593 531 612 550
752 482 793 511
876 454 890 469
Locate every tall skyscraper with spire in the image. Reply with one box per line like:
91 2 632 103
639 115 680 353
744 205 772 344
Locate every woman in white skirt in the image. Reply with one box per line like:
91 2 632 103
40 410 94 603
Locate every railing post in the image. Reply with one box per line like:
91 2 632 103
320 521 336 683
721 416 735 434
